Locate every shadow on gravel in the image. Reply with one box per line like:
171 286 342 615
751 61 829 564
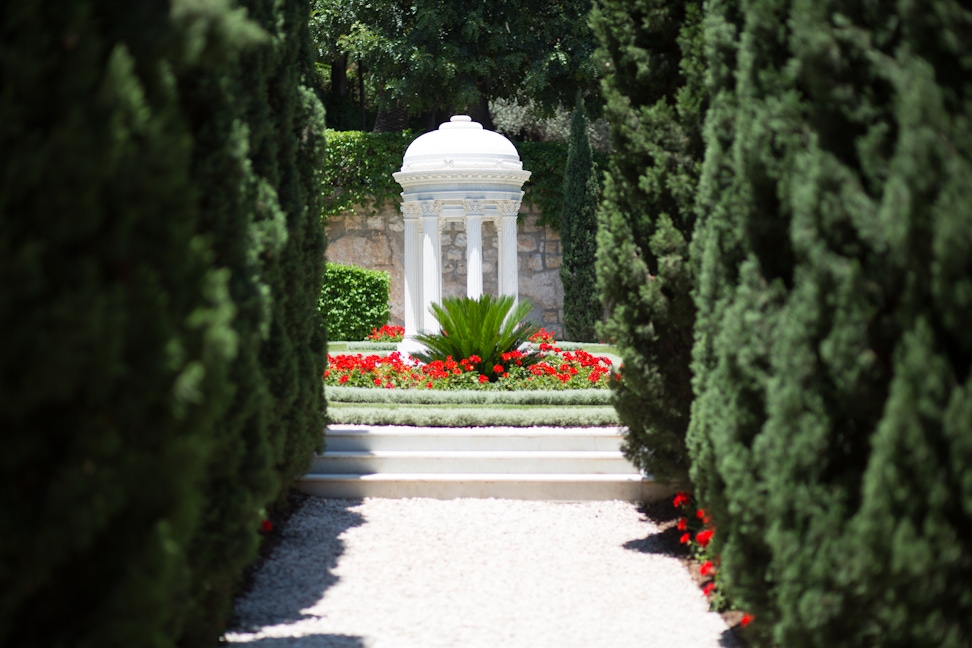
622 525 688 557
227 496 366 637
622 500 689 558
226 634 365 648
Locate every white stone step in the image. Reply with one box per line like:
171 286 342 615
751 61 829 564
311 450 637 475
297 425 668 502
298 473 668 502
324 424 625 452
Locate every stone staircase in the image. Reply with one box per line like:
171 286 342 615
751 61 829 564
297 424 672 501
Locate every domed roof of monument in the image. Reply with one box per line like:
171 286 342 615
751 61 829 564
400 115 523 172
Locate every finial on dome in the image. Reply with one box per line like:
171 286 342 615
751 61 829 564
451 115 472 122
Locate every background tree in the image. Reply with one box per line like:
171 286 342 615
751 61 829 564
591 0 706 482
688 0 972 645
559 95 601 342
311 0 600 130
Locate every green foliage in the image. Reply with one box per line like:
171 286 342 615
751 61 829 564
413 295 541 381
687 0 972 645
321 129 415 219
0 2 240 645
328 403 619 427
174 0 328 641
322 263 390 341
310 0 600 120
591 0 707 483
0 0 327 645
559 96 601 342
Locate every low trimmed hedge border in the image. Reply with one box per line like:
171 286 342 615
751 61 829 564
326 386 611 406
327 402 619 427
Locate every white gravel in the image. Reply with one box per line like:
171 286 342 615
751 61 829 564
225 497 737 648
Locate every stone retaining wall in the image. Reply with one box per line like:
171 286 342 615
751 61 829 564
325 200 565 337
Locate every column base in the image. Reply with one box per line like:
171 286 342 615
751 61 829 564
397 337 429 359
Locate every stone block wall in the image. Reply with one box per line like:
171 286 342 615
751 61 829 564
325 200 565 337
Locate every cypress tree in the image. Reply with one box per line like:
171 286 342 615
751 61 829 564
688 1 972 645
235 0 327 493
174 0 327 642
0 1 239 644
0 0 327 644
559 94 601 342
590 0 707 482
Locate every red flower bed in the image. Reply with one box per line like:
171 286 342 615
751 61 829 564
323 344 617 390
366 324 405 342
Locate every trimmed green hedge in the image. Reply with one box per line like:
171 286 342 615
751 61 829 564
321 262 390 342
328 402 619 427
326 386 611 406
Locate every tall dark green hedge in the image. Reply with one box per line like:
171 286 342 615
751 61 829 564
590 0 706 482
175 0 327 642
688 1 972 645
0 2 239 645
0 0 326 646
559 96 601 342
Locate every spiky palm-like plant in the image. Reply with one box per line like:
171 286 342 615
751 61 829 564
413 295 541 381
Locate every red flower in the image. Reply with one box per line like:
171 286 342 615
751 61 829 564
493 364 504 374
260 519 273 533
373 377 382 386
673 492 689 508
696 529 714 548
696 508 706 519
679 532 691 545
478 374 489 383
677 518 687 531
700 560 715 577
702 582 716 597
740 613 754 627
339 375 349 384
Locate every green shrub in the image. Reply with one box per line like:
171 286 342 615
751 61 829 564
559 96 601 342
0 3 240 645
0 0 327 645
590 0 707 483
688 0 972 645
177 0 329 642
413 295 541 381
322 262 390 341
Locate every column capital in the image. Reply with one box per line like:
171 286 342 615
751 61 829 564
463 199 486 216
420 199 442 218
401 201 422 219
497 199 521 218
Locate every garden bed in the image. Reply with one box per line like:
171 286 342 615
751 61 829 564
324 331 621 427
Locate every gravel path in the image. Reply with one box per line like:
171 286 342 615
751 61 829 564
225 497 738 648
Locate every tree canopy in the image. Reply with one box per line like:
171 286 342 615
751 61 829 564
311 0 600 129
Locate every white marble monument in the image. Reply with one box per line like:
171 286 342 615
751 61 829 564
393 115 531 355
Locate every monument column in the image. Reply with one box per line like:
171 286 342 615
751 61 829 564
497 199 521 304
401 201 423 341
463 199 485 299
420 199 443 333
